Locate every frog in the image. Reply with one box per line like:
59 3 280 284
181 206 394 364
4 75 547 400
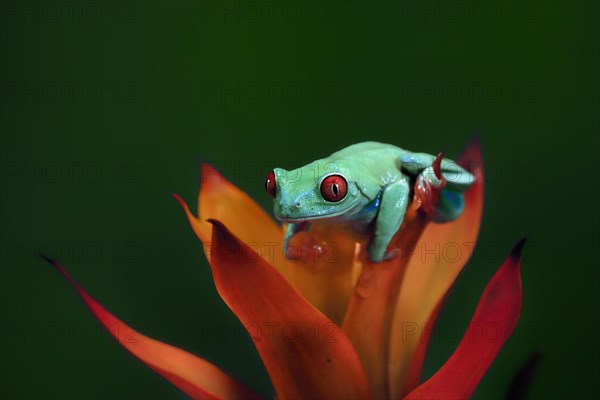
264 141 475 263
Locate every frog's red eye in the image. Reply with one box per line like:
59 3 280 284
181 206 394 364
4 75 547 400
265 170 276 198
320 175 347 202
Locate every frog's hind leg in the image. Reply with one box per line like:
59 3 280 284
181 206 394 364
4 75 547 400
401 151 472 223
400 152 474 191
435 189 465 222
416 158 466 223
367 178 410 263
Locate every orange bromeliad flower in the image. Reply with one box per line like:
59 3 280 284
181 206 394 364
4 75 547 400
45 139 525 400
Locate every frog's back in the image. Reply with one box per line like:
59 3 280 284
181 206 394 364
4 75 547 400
327 141 406 164
319 141 408 188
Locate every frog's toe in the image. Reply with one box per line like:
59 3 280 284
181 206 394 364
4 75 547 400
367 245 383 263
367 242 396 263
382 249 401 262
367 247 400 263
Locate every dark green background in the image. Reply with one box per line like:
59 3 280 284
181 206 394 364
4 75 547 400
1 1 598 399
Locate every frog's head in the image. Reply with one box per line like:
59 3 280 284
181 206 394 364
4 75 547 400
265 160 363 223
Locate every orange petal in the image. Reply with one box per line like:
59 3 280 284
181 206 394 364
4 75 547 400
403 297 444 393
173 193 212 253
175 163 291 280
342 205 429 399
403 239 525 400
177 164 358 324
389 138 485 398
43 256 261 400
286 225 360 325
208 219 371 400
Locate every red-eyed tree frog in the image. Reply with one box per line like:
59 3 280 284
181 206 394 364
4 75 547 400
265 141 475 263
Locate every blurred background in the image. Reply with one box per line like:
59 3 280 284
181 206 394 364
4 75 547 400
1 1 598 399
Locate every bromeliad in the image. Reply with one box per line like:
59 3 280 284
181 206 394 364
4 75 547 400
44 138 525 399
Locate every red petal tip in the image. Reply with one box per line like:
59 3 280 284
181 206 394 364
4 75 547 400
40 253 55 265
171 193 186 206
201 162 225 188
41 254 68 277
469 133 482 144
510 237 527 262
433 151 444 180
459 137 483 169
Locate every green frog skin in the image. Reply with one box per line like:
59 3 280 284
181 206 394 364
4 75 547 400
264 141 474 263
